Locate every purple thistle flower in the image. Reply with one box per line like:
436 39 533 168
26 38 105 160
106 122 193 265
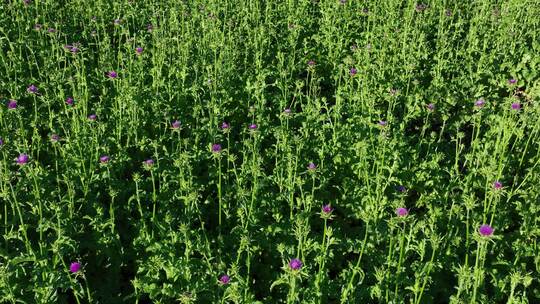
47 28 56 33
113 19 121 25
378 120 387 126
221 122 230 130
322 204 333 214
289 258 302 271
478 224 494 237
396 185 407 193
511 102 521 110
307 162 317 171
445 9 452 16
51 134 60 142
0 138 3 146
212 144 222 153
396 207 409 217
107 71 118 79
508 78 517 85
70 46 79 54
143 159 154 167
307 60 315 67
34 23 42 30
27 84 38 94
88 114 97 121
493 181 502 190
99 155 110 163
23 0 31 6
69 262 81 273
135 47 143 55
219 274 230 285
248 123 257 130
349 67 357 76
147 24 154 32
7 100 17 109
340 0 346 4
475 99 486 108
284 108 292 114
16 154 29 165
426 103 435 111
171 120 181 129
362 8 369 14
66 97 74 106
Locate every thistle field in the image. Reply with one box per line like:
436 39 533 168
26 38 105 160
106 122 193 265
1 0 540 303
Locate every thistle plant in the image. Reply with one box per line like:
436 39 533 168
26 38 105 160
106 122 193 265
0 1 538 303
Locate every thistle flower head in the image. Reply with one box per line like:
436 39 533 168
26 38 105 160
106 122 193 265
426 103 435 111
107 71 118 79
34 23 42 30
7 100 17 109
396 207 408 217
212 144 222 153
307 60 315 67
88 114 97 121
493 181 502 190
69 262 81 273
143 159 154 166
16 153 29 165
478 224 494 237
511 102 521 110
289 258 302 270
0 138 3 146
378 120 387 126
66 97 74 105
248 123 257 130
64 44 76 53
396 185 407 193
219 274 230 285
349 67 357 76
475 99 485 108
508 78 517 85
322 204 333 214
284 108 292 114
136 47 143 55
51 134 60 142
27 84 38 94
99 155 110 163
307 162 317 171
171 120 181 129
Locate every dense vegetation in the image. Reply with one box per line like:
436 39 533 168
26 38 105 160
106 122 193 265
1 0 539 303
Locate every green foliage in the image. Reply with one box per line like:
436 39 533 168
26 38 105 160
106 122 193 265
0 0 539 303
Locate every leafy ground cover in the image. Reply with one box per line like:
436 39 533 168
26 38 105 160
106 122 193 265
1 0 539 303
